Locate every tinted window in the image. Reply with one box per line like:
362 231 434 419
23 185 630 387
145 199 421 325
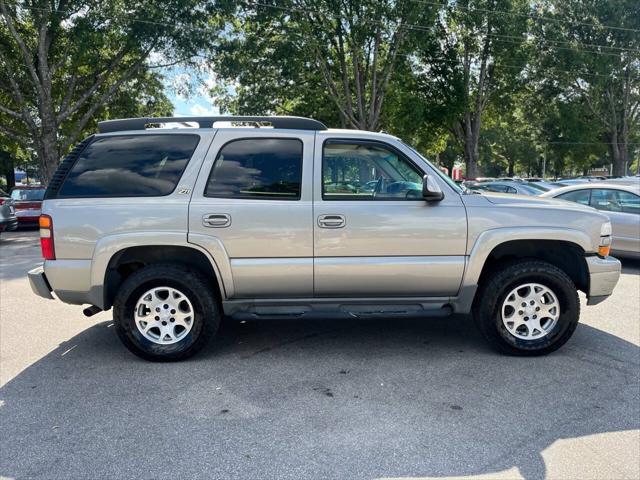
11 188 45 201
59 135 199 197
205 138 302 199
590 189 640 214
483 184 509 193
323 141 423 200
557 189 591 205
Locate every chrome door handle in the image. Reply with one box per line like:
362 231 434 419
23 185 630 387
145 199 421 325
318 214 346 229
202 213 231 228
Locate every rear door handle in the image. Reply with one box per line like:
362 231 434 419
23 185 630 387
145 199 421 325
202 213 231 228
318 214 346 229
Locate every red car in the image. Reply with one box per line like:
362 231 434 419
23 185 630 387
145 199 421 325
10 185 46 226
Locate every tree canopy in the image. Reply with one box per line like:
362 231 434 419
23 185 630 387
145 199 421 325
1 0 638 181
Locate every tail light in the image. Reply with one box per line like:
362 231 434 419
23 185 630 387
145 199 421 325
39 214 55 260
0 198 4 205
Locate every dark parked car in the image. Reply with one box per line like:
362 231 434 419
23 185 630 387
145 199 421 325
10 185 46 226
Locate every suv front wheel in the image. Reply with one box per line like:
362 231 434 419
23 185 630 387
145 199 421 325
473 260 580 356
113 264 220 361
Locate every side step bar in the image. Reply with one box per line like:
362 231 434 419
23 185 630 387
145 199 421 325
228 302 453 321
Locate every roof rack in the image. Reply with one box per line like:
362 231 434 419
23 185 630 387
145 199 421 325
97 116 327 133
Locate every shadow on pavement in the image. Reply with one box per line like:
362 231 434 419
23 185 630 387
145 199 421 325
620 257 640 274
1 314 638 479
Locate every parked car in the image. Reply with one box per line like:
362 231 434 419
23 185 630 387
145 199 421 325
603 176 640 186
29 115 620 361
526 179 566 190
10 185 46 226
466 180 547 195
542 183 640 258
0 188 18 235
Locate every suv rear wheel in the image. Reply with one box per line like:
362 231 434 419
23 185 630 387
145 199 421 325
113 264 220 361
473 260 580 356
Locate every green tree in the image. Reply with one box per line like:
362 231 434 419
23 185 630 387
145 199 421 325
414 0 530 178
532 0 640 176
0 0 223 182
212 0 437 131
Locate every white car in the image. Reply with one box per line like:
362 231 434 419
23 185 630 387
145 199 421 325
542 183 640 258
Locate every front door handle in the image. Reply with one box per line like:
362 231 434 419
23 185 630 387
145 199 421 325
203 213 231 228
318 214 346 229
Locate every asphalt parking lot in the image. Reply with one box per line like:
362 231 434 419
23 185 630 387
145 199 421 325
1 230 638 480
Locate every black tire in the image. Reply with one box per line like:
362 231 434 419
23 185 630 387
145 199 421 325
113 264 220 361
473 260 580 356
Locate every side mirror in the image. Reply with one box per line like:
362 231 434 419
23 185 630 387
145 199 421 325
422 174 444 202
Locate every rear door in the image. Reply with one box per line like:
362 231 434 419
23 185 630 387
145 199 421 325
189 129 314 298
312 134 467 297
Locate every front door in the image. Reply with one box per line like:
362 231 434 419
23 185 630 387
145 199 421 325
189 129 314 298
313 135 467 297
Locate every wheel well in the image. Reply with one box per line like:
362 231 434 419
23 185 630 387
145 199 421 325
477 240 589 293
103 245 221 309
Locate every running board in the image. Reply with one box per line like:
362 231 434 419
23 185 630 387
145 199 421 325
226 301 453 321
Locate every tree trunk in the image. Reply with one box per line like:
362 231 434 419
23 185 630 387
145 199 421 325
0 151 15 189
37 102 60 183
608 130 627 176
463 114 481 179
507 160 515 177
464 142 480 178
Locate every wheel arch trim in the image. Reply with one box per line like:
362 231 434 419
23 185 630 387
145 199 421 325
463 227 592 289
91 231 232 309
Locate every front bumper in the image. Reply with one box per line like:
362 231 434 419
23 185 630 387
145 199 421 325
586 255 621 305
28 266 54 300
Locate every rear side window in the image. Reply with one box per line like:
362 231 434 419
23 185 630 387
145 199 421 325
58 134 199 197
205 138 303 200
590 189 640 214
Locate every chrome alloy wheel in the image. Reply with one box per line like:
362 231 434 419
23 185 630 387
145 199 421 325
134 287 194 345
501 283 560 340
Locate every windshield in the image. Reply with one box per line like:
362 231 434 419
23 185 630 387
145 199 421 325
400 141 463 194
11 188 45 201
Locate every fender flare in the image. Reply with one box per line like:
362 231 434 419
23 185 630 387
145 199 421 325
463 226 593 288
90 231 233 308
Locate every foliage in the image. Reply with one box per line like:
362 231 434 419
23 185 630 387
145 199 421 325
0 0 224 181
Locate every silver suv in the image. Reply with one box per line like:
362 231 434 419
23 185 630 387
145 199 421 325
28 116 621 361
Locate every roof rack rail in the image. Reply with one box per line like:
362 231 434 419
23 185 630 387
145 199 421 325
97 116 327 133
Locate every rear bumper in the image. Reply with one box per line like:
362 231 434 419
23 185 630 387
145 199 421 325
15 208 41 224
28 266 54 300
586 255 621 305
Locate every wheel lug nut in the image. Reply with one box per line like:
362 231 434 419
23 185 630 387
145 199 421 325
533 315 537 319
155 316 159 320
521 302 526 307
524 317 529 321
170 318 175 322
162 321 167 326
536 307 540 311
530 301 535 305
164 304 169 309
155 307 160 312
171 309 176 314
518 310 523 315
